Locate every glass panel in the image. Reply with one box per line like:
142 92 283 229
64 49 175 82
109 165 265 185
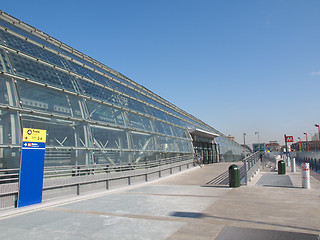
17 80 83 118
57 71 81 93
132 132 157 151
154 120 165 135
0 110 20 145
159 136 178 152
0 148 21 169
173 126 189 139
114 108 126 126
114 83 141 100
167 114 183 126
8 51 77 92
0 47 12 73
21 114 85 147
126 98 149 115
135 151 157 162
0 30 72 71
143 95 161 108
44 149 92 166
161 122 175 136
0 109 21 169
151 108 168 122
61 54 135 89
93 150 133 165
77 78 119 103
0 19 60 51
0 76 19 106
0 77 9 104
156 121 184 138
91 126 129 150
128 112 154 132
177 139 193 153
68 61 114 88
87 100 125 126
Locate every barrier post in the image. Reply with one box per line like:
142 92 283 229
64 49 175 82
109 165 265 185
291 157 296 172
301 162 310 189
287 156 291 167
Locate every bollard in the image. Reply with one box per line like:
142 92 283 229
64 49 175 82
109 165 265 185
278 160 286 175
291 157 296 172
229 164 240 188
287 156 291 167
301 163 310 189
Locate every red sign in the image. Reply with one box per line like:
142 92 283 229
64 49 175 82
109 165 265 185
286 136 294 142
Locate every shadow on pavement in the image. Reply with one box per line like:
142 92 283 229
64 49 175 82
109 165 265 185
170 211 320 233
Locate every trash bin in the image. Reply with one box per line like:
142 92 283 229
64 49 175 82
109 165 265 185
229 164 240 188
278 160 286 175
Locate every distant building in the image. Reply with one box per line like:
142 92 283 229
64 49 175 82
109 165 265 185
291 141 320 151
253 143 265 152
265 142 281 152
311 133 319 141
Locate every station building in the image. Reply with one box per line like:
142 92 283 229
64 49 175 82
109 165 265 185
0 11 244 172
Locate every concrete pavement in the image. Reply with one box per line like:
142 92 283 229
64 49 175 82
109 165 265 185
0 162 319 239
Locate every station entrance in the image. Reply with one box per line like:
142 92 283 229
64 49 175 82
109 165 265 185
189 128 219 164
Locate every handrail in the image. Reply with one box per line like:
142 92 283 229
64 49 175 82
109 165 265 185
0 154 193 183
242 151 261 185
0 154 194 210
43 154 192 179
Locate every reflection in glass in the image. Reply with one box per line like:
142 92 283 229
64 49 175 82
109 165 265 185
17 80 83 118
132 132 157 151
21 114 86 148
87 100 125 126
91 126 129 150
0 110 21 169
128 112 154 132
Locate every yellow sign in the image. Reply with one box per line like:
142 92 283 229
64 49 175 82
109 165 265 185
23 128 47 143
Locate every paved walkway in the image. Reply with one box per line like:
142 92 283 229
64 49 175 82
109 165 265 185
0 162 319 239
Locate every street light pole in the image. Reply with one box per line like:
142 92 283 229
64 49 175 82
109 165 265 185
315 124 320 141
255 132 260 151
243 133 246 148
256 132 260 144
298 137 302 152
304 132 309 152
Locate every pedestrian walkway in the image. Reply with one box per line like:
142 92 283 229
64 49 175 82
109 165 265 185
0 162 319 239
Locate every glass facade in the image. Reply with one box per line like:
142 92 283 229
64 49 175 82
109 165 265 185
0 11 244 170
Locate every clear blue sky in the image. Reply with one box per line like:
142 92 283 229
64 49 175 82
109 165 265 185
1 0 320 146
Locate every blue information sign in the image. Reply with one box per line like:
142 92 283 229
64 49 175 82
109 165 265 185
18 129 46 207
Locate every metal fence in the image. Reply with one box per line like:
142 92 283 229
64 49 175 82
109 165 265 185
205 152 262 186
242 151 261 185
294 152 320 172
0 154 194 210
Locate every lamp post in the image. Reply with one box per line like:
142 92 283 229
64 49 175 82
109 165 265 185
298 137 302 152
255 131 260 151
255 131 260 143
315 124 320 141
304 132 309 152
243 133 246 149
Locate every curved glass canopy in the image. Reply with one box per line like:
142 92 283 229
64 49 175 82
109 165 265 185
0 11 245 168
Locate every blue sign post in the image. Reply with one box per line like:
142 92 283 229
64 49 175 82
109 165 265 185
18 128 46 208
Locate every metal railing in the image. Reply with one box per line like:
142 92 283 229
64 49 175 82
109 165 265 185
297 157 320 172
242 151 261 185
0 154 194 209
43 154 192 179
